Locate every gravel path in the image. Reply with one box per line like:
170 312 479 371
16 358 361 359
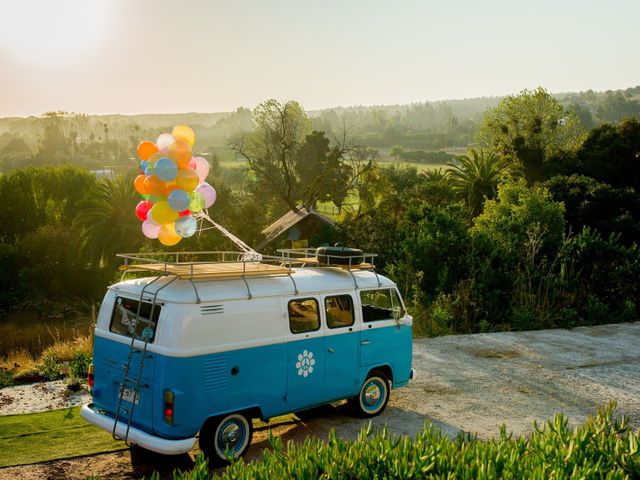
1 322 638 479
0 380 91 416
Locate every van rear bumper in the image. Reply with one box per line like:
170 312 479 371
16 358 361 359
80 403 196 455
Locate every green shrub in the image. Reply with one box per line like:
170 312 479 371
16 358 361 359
0 369 14 388
70 351 92 378
39 351 63 380
151 403 638 480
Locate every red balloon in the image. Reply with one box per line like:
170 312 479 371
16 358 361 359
135 201 153 222
178 209 191 217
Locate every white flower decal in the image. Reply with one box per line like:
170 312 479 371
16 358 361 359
295 349 315 377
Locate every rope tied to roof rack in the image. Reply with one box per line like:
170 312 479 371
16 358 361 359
196 211 262 261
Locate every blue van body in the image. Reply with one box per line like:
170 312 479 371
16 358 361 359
82 267 413 454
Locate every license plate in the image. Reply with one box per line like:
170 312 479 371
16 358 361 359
119 387 140 405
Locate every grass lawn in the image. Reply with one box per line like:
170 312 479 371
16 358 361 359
0 406 126 467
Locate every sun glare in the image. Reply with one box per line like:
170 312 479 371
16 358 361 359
0 0 110 66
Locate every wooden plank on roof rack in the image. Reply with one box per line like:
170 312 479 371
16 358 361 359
122 262 291 279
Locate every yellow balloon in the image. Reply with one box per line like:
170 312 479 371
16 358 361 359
150 200 179 225
158 223 182 246
172 124 195 147
175 168 199 192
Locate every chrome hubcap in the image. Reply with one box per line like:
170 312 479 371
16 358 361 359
364 383 381 405
220 423 241 449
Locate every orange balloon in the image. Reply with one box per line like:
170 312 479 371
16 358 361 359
137 141 158 161
144 175 166 197
175 168 199 192
158 223 182 246
171 124 195 147
168 141 192 169
134 175 149 195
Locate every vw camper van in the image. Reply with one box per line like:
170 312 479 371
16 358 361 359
81 249 414 465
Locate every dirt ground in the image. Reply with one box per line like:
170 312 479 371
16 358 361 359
2 322 639 479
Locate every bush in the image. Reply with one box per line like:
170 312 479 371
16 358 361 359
39 351 63 380
152 403 638 479
70 351 92 378
0 369 14 388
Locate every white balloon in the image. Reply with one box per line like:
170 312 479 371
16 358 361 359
156 133 175 152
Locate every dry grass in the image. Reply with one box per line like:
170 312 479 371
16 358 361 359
1 332 93 377
39 333 93 364
0 348 38 373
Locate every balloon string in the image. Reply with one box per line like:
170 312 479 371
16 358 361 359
195 211 263 261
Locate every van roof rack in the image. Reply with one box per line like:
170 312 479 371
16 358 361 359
116 249 379 302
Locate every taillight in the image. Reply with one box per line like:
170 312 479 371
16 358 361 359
87 364 94 389
164 390 174 424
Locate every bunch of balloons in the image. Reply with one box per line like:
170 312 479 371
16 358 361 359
133 124 217 246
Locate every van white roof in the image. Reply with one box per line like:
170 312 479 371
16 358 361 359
110 267 396 304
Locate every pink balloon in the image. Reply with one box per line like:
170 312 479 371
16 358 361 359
147 211 160 226
191 156 210 183
196 182 217 209
142 219 161 239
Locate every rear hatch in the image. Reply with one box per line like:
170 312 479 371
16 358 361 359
92 296 160 433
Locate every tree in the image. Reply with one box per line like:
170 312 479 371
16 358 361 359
573 117 640 188
447 149 515 217
545 174 640 245
230 99 373 212
74 174 142 266
477 87 585 183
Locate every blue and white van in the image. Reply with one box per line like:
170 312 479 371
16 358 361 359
81 250 414 465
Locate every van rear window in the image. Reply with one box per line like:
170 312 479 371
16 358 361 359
110 297 161 343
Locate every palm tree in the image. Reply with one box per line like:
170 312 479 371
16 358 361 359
447 149 514 217
421 167 450 183
74 174 143 266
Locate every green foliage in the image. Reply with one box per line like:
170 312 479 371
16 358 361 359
564 228 640 323
230 100 373 211
477 87 586 183
569 117 640 188
544 174 640 245
70 350 92 377
39 350 63 380
448 149 516 217
156 404 638 480
0 369 14 388
73 173 143 266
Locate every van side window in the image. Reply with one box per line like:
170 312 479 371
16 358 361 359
288 298 320 334
110 297 161 343
360 289 402 322
325 295 355 329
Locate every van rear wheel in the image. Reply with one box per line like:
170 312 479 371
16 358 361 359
199 412 253 466
350 371 390 418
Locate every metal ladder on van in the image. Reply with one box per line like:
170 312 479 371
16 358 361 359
112 276 176 443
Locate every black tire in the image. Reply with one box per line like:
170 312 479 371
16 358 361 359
349 370 391 418
316 246 364 265
199 412 253 467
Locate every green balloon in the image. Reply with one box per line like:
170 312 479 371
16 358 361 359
189 191 205 212
140 193 150 200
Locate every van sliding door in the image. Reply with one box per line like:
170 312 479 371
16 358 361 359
284 297 325 411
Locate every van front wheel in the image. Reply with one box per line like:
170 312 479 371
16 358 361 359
199 412 253 466
350 372 390 418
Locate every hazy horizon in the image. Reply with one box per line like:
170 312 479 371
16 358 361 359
1 0 639 117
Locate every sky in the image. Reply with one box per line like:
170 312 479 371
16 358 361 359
0 0 639 117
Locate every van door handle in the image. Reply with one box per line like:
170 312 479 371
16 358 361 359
361 340 371 345
328 347 335 353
